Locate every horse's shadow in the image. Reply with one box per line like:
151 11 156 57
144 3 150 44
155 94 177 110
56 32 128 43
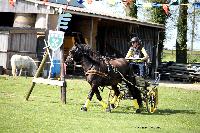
152 109 196 115
111 106 196 115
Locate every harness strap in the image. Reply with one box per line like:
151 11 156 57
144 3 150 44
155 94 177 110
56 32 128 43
116 69 135 86
85 70 108 77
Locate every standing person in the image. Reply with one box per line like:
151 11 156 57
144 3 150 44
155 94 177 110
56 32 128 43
125 37 149 77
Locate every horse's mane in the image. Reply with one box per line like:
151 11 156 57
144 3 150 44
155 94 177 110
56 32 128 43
82 44 103 65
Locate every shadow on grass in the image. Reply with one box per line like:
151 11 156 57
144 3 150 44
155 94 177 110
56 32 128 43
24 98 197 115
109 106 196 115
152 109 196 115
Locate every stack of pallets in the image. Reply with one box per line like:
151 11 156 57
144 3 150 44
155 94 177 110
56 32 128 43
158 62 200 82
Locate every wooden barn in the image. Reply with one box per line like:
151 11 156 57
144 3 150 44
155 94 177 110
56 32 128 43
0 0 164 76
0 28 38 69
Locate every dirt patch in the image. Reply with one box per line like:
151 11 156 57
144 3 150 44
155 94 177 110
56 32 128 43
159 80 200 90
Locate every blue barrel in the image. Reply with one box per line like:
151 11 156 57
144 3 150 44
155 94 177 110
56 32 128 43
51 60 60 78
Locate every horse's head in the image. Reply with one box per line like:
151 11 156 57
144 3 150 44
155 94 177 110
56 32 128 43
66 43 91 63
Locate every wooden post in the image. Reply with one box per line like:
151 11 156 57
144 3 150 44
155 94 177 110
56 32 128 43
60 44 66 104
25 50 49 100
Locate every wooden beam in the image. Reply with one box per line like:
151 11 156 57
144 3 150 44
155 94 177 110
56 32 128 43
26 50 49 100
32 78 65 86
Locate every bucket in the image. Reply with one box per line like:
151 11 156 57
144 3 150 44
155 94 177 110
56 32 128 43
13 13 36 28
51 60 60 78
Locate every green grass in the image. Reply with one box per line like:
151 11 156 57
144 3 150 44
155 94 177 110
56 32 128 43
162 50 200 63
0 75 200 133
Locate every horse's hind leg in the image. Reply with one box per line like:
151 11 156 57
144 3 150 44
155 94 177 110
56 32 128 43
128 85 143 113
109 85 120 109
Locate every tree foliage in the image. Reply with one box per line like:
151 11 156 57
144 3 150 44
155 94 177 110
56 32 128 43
148 0 168 64
176 0 188 63
129 0 137 18
148 0 168 24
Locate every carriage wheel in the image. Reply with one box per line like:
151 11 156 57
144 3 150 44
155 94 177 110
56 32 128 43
145 87 158 113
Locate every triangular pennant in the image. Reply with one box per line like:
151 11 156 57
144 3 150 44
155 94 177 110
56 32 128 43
123 0 133 6
162 4 169 15
169 0 180 5
193 3 200 8
143 3 152 8
107 0 116 5
9 0 15 7
77 0 84 4
152 3 162 7
87 0 92 4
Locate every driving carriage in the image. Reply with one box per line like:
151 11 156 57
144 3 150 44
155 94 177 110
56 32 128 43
107 69 160 113
66 43 159 113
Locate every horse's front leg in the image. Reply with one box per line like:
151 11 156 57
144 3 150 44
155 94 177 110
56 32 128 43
94 88 108 110
81 89 95 111
81 84 107 111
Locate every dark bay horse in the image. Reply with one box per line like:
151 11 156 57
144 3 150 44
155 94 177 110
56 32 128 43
66 43 142 113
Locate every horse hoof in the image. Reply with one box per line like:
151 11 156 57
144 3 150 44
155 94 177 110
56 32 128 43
135 109 141 114
81 107 87 111
110 104 115 109
106 107 111 113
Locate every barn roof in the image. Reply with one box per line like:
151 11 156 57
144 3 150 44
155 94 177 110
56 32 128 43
23 0 164 29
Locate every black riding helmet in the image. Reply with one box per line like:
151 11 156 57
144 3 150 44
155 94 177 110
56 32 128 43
130 37 140 43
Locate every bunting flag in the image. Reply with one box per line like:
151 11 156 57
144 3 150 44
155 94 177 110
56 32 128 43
107 0 116 6
134 2 200 15
193 2 200 8
77 0 84 4
152 3 162 8
9 0 15 7
135 2 200 8
162 4 169 15
122 0 133 6
87 0 92 4
143 3 152 8
169 0 180 5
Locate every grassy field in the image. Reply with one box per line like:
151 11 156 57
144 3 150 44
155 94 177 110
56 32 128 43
0 75 200 133
162 50 200 63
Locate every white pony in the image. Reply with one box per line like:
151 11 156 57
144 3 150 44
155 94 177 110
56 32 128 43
10 54 38 76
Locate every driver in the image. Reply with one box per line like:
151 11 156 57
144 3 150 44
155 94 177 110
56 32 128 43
125 37 149 77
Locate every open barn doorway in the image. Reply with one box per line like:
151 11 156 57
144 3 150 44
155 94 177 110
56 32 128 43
0 13 14 27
